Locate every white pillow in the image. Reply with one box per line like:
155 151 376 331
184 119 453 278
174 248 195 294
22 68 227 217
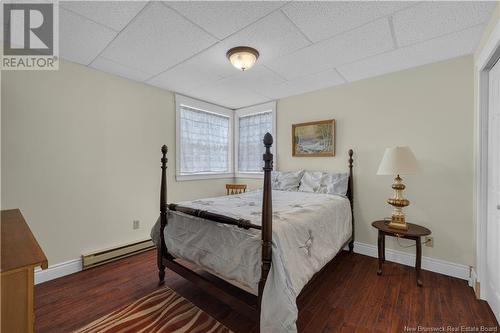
298 171 349 196
271 170 304 191
323 172 349 196
298 171 326 193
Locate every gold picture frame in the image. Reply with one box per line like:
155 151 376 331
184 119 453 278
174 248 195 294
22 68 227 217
292 119 335 157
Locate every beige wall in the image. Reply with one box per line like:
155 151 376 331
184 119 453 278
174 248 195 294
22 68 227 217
2 55 476 268
1 60 231 265
240 56 475 266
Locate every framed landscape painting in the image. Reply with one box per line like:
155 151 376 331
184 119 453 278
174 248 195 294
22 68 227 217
292 119 335 157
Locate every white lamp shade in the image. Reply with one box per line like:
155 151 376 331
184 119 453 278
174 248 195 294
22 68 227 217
377 146 418 175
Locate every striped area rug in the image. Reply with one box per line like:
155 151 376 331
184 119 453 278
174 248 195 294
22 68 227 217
74 287 233 333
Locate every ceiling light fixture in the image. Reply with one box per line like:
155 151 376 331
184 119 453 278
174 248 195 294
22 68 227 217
226 46 259 71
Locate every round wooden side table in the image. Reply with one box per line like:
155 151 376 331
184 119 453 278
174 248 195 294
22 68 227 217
372 220 431 286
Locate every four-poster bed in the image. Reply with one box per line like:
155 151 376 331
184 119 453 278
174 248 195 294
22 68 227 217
155 132 354 326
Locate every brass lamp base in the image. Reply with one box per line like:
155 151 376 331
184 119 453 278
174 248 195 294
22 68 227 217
386 175 409 231
388 215 408 230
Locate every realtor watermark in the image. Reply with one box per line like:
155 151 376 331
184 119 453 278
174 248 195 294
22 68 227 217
2 1 59 70
404 326 498 332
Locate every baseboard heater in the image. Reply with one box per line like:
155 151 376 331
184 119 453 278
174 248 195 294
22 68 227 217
82 239 155 270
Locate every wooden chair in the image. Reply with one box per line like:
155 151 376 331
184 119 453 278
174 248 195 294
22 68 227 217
225 183 247 195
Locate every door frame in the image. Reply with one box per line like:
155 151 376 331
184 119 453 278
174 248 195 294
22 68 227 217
475 18 500 301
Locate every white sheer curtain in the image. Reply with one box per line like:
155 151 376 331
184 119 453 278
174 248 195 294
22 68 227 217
180 106 229 174
238 111 272 172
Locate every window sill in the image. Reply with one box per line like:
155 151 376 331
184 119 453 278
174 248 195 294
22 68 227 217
235 172 264 179
176 173 234 181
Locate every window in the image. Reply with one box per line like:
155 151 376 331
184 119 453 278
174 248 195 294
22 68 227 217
238 112 272 172
180 107 229 173
176 95 233 180
235 102 277 177
176 96 275 181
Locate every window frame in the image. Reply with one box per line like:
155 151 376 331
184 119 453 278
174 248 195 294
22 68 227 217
234 101 277 179
175 95 234 181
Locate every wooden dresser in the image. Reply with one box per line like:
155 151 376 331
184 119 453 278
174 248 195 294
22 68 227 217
1 209 47 333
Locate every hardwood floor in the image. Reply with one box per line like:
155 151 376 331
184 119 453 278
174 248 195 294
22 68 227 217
35 250 498 333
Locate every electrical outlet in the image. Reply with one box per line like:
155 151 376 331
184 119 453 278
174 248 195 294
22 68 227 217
425 236 433 247
133 220 140 230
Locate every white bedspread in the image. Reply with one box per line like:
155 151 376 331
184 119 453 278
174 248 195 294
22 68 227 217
151 190 352 332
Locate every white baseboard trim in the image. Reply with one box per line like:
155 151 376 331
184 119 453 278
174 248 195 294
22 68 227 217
35 242 472 285
35 258 82 285
351 241 471 281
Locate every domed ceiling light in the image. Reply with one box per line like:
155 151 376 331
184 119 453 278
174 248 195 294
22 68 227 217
226 46 259 71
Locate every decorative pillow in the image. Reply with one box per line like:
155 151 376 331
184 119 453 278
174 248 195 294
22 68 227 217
271 170 304 191
298 171 326 193
323 172 349 196
298 171 349 196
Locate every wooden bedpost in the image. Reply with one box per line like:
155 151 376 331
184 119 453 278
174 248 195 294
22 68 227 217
158 144 168 285
347 149 355 253
258 133 273 307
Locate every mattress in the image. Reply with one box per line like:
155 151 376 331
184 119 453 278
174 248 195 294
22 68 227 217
151 189 352 332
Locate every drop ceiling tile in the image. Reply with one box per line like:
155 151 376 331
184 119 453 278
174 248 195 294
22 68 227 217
149 62 284 96
184 80 241 104
185 75 271 109
393 1 495 47
180 10 311 74
216 66 286 92
147 9 309 95
146 56 226 94
59 8 117 65
100 2 217 75
90 56 152 82
282 1 414 42
221 10 312 65
254 68 346 99
267 18 394 80
337 24 485 83
60 1 148 32
165 1 283 40
218 94 272 109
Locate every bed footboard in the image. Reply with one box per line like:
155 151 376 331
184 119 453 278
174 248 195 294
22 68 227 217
156 134 275 310
347 149 354 253
155 135 355 316
258 133 273 306
158 145 168 285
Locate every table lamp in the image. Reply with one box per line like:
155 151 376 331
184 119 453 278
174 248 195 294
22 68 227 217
377 146 418 230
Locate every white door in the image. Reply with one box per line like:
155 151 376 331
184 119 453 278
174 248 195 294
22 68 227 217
486 58 500 322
